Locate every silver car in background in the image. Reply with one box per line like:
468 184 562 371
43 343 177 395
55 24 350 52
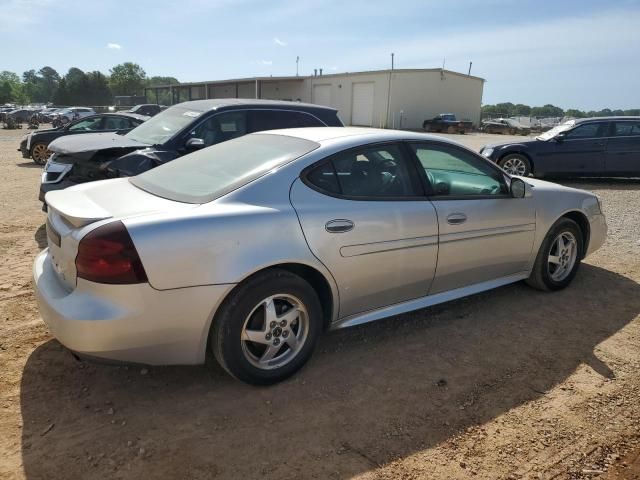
33 128 607 384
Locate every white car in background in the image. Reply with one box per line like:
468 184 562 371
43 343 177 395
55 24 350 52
50 107 96 125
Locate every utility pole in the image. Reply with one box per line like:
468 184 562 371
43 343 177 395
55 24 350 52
391 52 394 70
468 61 473 75
296 56 300 76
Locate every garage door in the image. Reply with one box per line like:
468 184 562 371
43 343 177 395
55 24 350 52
313 84 331 106
351 82 374 127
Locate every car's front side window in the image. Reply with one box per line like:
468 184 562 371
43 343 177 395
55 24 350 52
411 143 507 197
564 123 605 139
189 111 247 147
305 144 421 198
68 117 104 131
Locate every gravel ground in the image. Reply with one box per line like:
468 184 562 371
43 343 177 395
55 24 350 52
0 127 639 480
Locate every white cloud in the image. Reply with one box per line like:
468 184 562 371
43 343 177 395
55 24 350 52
261 60 273 65
273 37 287 47
107 43 122 50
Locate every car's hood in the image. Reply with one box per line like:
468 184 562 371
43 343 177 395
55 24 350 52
483 138 541 150
48 132 150 155
33 127 61 135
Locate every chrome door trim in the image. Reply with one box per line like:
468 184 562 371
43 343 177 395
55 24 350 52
330 271 530 329
340 234 438 257
439 222 536 245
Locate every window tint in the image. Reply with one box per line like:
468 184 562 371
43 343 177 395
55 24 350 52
306 144 419 198
68 117 103 131
411 143 506 197
189 111 247 147
249 110 324 132
103 116 131 130
564 123 604 139
613 121 640 136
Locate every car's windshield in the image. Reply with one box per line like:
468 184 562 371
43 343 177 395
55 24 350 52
537 120 575 140
130 133 319 204
125 105 203 145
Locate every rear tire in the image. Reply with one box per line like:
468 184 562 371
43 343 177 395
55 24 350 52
499 153 531 176
526 218 583 291
210 269 322 385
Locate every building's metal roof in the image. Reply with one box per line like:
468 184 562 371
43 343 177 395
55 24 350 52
147 68 485 90
170 98 338 112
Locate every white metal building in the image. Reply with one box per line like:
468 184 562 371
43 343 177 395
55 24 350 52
146 68 485 129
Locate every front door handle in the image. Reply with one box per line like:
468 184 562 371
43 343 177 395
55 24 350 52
446 213 467 225
325 219 354 233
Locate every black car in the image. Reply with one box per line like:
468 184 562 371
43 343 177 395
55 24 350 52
20 113 149 164
39 99 343 206
480 116 640 177
125 104 163 116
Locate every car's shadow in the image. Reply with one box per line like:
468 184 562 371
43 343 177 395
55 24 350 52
552 177 640 190
16 161 42 169
20 265 639 479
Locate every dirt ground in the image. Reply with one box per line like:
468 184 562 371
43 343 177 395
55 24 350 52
0 127 639 480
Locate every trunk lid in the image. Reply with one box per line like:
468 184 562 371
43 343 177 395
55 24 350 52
44 178 195 290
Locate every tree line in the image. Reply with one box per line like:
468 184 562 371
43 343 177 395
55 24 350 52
482 102 640 119
0 63 179 106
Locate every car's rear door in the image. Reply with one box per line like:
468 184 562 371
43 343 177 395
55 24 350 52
605 120 640 175
290 142 439 319
408 141 536 294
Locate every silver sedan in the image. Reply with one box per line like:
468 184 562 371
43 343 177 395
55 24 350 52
33 128 607 384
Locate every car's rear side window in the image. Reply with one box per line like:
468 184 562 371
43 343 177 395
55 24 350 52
613 121 640 136
131 134 319 204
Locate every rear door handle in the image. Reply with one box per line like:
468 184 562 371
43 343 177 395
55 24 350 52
446 213 467 225
325 219 354 233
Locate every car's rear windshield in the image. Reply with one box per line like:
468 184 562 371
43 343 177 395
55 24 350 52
125 105 204 145
130 133 319 204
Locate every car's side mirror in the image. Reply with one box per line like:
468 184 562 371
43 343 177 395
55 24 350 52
555 132 566 142
185 138 205 151
510 178 527 198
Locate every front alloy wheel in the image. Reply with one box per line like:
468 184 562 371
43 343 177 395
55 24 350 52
31 143 51 165
499 154 531 176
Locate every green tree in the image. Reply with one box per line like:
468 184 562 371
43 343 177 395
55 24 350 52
0 81 13 103
109 62 147 95
39 66 60 103
530 104 564 118
0 71 26 104
86 71 112 105
564 109 585 118
52 78 69 105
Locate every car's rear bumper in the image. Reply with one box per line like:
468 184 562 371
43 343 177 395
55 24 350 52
33 249 234 365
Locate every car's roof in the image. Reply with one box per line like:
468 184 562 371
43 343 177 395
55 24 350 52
175 98 338 113
256 126 463 146
575 116 640 123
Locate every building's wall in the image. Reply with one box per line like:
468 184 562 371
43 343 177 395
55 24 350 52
388 71 484 128
307 72 391 128
304 70 483 129
259 81 306 101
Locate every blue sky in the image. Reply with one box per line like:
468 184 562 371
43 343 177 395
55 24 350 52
1 0 639 110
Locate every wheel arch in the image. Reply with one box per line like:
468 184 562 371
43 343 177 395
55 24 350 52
205 261 338 353
559 210 591 258
498 150 535 173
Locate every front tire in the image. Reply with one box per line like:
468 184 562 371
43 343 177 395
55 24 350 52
499 153 531 176
526 218 583 291
31 143 51 165
210 269 322 385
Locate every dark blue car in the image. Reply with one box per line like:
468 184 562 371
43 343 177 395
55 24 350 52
480 116 640 177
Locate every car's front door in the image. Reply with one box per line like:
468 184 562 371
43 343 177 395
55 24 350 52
290 143 439 319
542 122 608 174
606 120 640 175
409 142 536 294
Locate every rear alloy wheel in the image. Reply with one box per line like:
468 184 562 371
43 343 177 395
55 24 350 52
31 143 51 165
526 218 583 291
499 154 531 176
211 269 322 385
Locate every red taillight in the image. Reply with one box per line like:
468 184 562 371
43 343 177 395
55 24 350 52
76 221 148 284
